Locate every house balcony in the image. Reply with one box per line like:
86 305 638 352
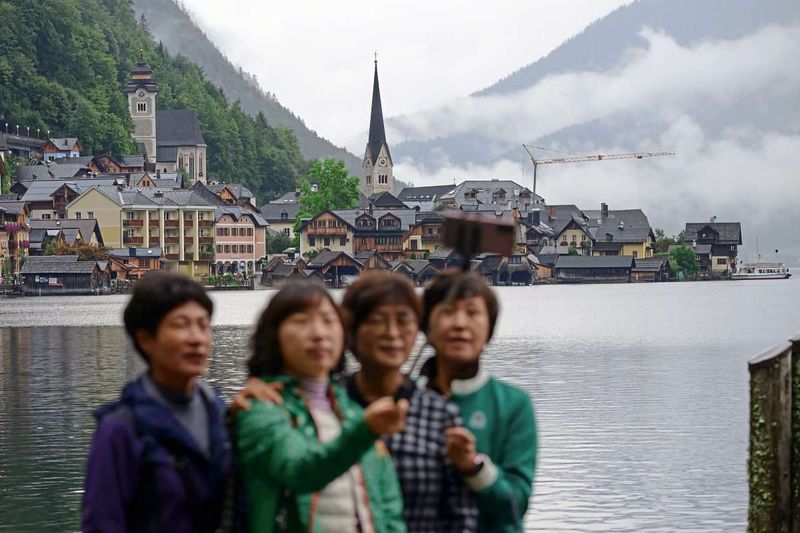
149 238 160 246
164 236 179 244
375 244 403 253
183 220 194 228
123 236 144 245
184 236 194 244
164 220 179 228
421 234 441 241
164 253 179 261
123 219 144 227
198 220 213 228
149 219 160 227
307 226 348 236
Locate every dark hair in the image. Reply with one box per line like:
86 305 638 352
421 269 499 341
123 272 213 362
341 271 421 358
248 282 346 377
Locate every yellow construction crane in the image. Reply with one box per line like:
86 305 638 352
522 144 675 202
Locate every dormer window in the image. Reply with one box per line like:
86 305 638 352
137 102 147 112
281 212 288 220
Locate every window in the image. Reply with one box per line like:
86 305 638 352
217 228 223 236
281 212 288 220
366 175 372 185
716 257 727 265
309 236 316 247
232 227 238 237
632 250 638 258
411 240 418 251
224 245 230 253
232 245 238 253
283 228 290 236
340 236 346 246
137 102 147 112
75 212 81 219
87 212 94 219
216 245 222 253
42 214 51 220
127 211 136 220
323 237 331 247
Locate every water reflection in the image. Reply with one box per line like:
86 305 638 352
1 276 799 531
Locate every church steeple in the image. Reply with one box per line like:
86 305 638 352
362 57 393 196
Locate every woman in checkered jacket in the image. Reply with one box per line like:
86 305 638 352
341 271 479 533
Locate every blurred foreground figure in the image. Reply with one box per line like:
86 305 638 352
421 270 538 533
342 271 479 532
234 281 408 533
82 273 231 533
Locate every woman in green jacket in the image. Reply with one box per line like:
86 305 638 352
420 270 538 533
234 281 408 533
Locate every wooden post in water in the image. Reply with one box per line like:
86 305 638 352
748 341 793 532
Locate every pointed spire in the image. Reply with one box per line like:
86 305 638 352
367 57 391 165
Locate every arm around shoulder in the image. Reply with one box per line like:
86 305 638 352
235 400 378 493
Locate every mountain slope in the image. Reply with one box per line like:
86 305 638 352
131 0 362 174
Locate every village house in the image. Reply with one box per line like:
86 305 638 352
350 209 417 262
19 178 124 220
631 256 671 282
108 247 162 281
438 179 544 212
212 206 268 276
397 184 455 210
584 204 655 259
0 200 30 277
683 221 742 273
41 138 81 161
515 209 555 254
206 183 257 209
27 219 104 254
299 210 355 257
554 215 595 255
391 259 440 286
402 211 444 259
261 190 301 240
65 186 216 277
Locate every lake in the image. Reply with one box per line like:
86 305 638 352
1 275 799 531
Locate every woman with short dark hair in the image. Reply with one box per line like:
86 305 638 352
235 281 408 533
341 270 478 532
420 270 537 533
82 272 231 533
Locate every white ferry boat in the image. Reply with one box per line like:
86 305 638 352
732 263 792 280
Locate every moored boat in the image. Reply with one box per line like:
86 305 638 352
732 262 792 280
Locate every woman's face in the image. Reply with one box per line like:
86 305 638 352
138 300 212 382
427 296 490 367
278 297 344 380
355 303 419 370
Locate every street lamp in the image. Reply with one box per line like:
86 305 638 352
26 126 29 137
36 128 40 139
3 123 7 133
15 125 19 135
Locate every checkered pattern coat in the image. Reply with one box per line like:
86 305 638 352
347 377 479 533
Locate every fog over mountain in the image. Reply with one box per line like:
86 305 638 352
389 0 800 264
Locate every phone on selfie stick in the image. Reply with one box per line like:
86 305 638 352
441 213 517 270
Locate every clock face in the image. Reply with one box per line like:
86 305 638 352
137 90 145 98
379 158 386 166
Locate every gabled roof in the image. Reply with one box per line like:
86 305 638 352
156 110 206 147
398 185 455 202
108 247 162 258
29 219 104 245
684 222 742 244
632 257 669 272
214 206 268 226
306 250 362 269
440 180 543 208
21 255 99 274
368 191 407 209
555 255 635 269
584 208 654 244
0 200 28 216
260 201 300 221
21 179 117 203
207 183 254 201
47 138 80 150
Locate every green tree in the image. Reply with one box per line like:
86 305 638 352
654 228 677 254
568 244 579 256
669 245 699 276
294 159 360 235
268 232 292 254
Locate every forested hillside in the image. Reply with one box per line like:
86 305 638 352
131 0 363 175
0 0 306 201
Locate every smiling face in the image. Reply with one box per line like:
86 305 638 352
427 296 490 367
278 297 344 380
136 300 212 386
355 303 419 370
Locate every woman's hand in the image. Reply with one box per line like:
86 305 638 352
229 377 284 415
364 397 409 435
445 426 481 475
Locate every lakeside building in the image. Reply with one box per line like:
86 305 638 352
20 255 110 295
683 221 742 273
212 206 268 275
584 203 655 259
260 190 301 240
554 255 635 283
0 200 30 277
28 219 104 254
41 138 81 161
65 186 216 277
108 247 162 281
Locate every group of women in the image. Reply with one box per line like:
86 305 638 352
81 269 538 533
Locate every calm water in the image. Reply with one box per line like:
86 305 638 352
2 275 800 532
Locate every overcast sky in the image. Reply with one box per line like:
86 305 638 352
183 0 633 151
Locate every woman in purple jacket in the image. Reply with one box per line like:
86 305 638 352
81 273 231 533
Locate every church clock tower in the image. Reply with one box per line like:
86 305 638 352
362 58 393 197
126 59 159 163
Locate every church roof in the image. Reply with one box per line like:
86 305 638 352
156 110 206 147
365 62 392 165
